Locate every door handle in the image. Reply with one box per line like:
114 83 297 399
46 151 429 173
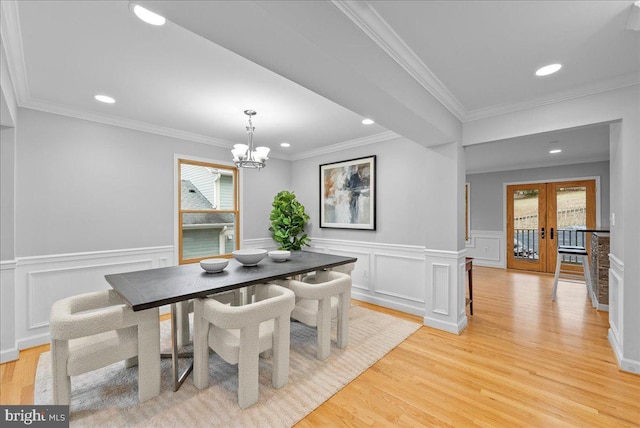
541 227 545 239
550 228 554 239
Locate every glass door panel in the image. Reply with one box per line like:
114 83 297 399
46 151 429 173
507 183 547 272
546 180 596 274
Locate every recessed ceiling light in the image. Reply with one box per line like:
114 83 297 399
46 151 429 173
549 149 562 154
130 4 166 26
536 63 562 76
94 94 116 104
362 118 375 125
280 142 291 148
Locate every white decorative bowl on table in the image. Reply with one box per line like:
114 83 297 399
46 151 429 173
268 250 290 262
199 258 229 273
232 249 267 266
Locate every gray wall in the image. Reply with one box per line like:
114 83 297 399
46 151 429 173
15 108 287 257
466 161 610 231
291 136 430 247
1 127 15 260
241 157 290 241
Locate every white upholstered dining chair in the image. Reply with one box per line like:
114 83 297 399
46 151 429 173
275 270 351 360
49 289 161 405
175 289 242 347
192 283 295 409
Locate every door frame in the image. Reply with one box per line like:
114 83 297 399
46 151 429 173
503 176 602 271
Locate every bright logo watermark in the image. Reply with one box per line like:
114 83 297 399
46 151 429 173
1 406 69 427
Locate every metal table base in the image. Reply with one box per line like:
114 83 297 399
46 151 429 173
159 303 193 391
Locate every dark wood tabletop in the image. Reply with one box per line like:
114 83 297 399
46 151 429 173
105 250 357 311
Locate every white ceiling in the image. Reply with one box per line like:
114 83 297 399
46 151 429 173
464 123 611 174
2 1 638 168
373 0 639 113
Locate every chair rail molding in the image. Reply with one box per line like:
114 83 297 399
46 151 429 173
424 248 468 334
2 246 175 361
242 238 278 251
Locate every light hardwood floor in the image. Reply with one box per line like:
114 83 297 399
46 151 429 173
1 267 639 426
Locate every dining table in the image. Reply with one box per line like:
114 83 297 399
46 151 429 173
105 250 357 391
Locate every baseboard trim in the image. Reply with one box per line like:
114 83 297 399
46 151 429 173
351 291 424 317
17 333 50 351
609 328 640 375
0 348 19 363
423 314 468 335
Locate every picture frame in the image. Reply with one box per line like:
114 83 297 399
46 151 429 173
319 155 376 230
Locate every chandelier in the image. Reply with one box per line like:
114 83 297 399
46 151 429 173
231 110 270 170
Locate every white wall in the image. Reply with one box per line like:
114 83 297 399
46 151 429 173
1 127 15 260
0 126 17 361
0 42 18 128
463 85 640 374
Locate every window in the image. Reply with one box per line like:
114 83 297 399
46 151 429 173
178 159 239 264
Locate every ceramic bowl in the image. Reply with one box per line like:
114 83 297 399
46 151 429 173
232 249 268 266
268 250 291 262
199 258 229 273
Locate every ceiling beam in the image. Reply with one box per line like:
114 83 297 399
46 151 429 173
141 0 462 147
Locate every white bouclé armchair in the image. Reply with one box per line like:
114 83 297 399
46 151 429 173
193 283 295 409
49 290 161 405
275 270 351 360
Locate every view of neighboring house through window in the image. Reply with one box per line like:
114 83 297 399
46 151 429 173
179 159 239 264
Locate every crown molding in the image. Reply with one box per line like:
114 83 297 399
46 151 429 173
0 0 29 105
24 97 236 149
465 155 610 175
333 1 640 124
291 130 400 161
465 73 640 122
331 0 467 121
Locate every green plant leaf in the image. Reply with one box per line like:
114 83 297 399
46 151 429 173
269 190 311 251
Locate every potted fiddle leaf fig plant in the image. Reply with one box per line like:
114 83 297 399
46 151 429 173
269 190 311 251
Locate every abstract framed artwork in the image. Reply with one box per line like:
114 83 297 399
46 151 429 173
320 155 376 230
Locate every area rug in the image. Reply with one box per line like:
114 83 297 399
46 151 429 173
35 306 420 427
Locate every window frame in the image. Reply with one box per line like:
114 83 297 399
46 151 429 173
177 158 239 265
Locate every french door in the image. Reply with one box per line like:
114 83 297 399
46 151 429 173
506 180 596 273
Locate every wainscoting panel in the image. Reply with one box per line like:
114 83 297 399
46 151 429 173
325 248 370 292
374 253 425 302
424 249 468 334
309 238 425 316
27 259 156 329
0 261 18 363
11 246 175 355
607 253 626 370
465 230 505 268
431 263 450 315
